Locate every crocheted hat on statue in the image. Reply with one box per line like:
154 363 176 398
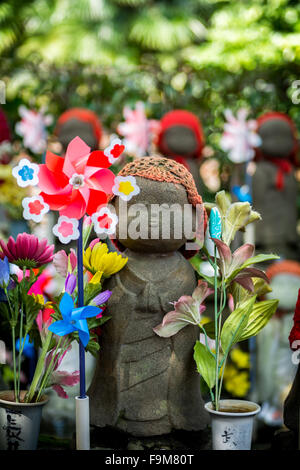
110 156 207 258
157 110 205 162
55 108 102 152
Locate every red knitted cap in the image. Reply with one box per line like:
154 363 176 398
110 156 207 258
255 111 299 166
157 110 204 159
55 108 102 143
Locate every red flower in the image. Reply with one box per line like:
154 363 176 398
38 137 116 219
289 288 300 350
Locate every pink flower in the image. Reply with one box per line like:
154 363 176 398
53 249 77 277
36 307 54 343
0 233 54 269
46 345 80 399
153 281 214 337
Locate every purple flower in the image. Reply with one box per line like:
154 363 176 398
64 273 76 295
92 290 112 306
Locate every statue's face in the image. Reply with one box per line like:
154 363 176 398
258 118 294 159
162 125 198 156
113 176 197 253
59 119 98 152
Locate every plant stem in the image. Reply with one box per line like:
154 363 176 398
11 326 18 402
35 337 63 402
25 331 53 403
17 307 24 400
213 245 219 410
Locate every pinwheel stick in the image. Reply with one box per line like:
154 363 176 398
76 217 90 450
77 218 86 398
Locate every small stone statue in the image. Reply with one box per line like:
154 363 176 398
156 110 205 194
89 157 209 437
55 108 102 152
252 112 299 259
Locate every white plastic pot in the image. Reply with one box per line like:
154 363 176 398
0 391 49 450
205 399 261 450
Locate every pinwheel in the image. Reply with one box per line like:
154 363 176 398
48 293 101 348
15 106 53 155
220 109 261 209
38 136 117 220
117 101 160 157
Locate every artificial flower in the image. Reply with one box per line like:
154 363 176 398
112 175 140 202
12 158 39 188
117 102 160 157
230 348 250 369
0 233 54 269
0 256 9 288
89 271 103 284
52 216 80 244
223 365 250 398
92 206 118 236
22 195 50 223
48 292 101 347
36 307 54 344
209 207 222 240
38 136 116 219
220 108 261 163
211 237 269 292
104 138 125 164
83 242 128 277
15 106 52 154
153 281 214 338
53 249 77 277
92 290 112 306
64 273 77 295
45 345 80 399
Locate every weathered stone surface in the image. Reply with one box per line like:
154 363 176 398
89 177 209 436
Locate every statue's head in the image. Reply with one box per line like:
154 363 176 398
256 112 299 164
109 156 207 256
157 110 204 161
55 108 102 152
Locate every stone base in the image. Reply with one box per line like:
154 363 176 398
89 425 212 451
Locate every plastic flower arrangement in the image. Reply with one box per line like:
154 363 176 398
154 190 279 411
0 232 123 404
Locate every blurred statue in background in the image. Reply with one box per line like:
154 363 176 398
55 108 103 153
156 110 205 194
252 112 299 259
89 156 209 437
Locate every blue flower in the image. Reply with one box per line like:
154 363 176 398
48 293 101 347
232 185 252 203
0 256 10 288
16 335 35 359
18 165 34 182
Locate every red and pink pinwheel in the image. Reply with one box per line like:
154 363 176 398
38 136 118 220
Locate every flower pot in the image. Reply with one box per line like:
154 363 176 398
0 391 49 450
205 399 261 450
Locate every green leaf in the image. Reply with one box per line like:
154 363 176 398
238 299 279 342
240 253 280 270
194 340 216 390
221 296 256 352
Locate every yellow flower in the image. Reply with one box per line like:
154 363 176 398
223 365 250 398
83 242 128 277
89 271 103 284
230 348 250 369
31 294 45 306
